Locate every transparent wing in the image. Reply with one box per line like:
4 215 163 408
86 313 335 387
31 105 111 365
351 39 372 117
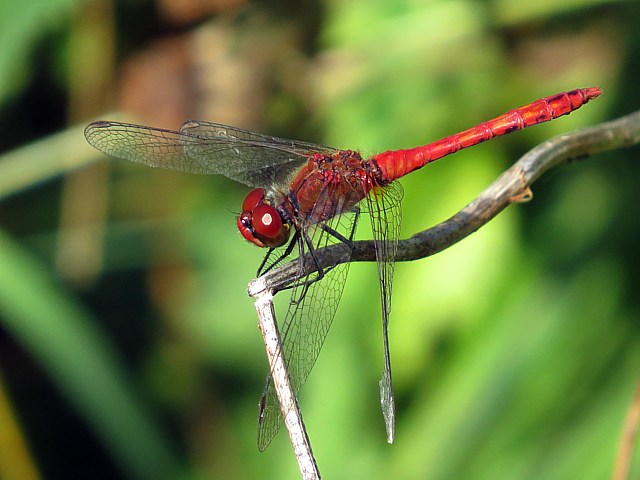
179 120 336 154
256 189 359 451
364 181 403 443
84 121 335 188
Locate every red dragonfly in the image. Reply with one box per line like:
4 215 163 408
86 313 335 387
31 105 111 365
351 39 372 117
85 87 601 450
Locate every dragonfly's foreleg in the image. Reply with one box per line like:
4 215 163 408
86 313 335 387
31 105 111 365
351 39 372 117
257 229 300 277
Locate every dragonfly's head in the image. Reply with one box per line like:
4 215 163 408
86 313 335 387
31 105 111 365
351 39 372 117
238 188 290 248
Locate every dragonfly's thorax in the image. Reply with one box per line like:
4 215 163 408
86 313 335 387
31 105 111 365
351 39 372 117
288 150 380 223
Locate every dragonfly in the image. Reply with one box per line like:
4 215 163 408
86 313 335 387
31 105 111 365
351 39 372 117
85 87 601 450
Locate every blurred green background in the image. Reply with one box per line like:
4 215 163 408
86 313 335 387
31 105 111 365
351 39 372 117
0 0 638 479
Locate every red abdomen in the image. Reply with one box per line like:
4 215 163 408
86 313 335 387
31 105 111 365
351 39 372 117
372 87 601 181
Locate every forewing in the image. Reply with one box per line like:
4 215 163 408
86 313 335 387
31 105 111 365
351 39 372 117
84 121 321 188
364 181 403 443
180 120 336 154
180 121 338 187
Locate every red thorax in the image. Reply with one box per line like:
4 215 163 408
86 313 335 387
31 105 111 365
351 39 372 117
237 151 383 248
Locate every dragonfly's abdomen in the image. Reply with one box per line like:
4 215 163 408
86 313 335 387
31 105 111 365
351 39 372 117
372 87 601 181
289 151 375 223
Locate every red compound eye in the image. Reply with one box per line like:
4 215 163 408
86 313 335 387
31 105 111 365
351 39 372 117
237 188 289 248
242 188 266 212
237 212 265 247
252 204 284 244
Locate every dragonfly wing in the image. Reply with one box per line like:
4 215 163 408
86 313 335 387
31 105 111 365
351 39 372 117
256 200 356 451
84 121 314 188
180 120 337 154
365 181 403 444
180 120 339 187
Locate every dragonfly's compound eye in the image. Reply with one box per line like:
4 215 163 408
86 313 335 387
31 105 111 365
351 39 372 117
237 189 289 248
242 188 267 212
251 204 289 248
237 212 266 248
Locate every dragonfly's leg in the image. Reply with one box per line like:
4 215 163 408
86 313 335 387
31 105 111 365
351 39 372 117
257 229 300 276
293 208 357 284
257 247 276 277
318 224 352 245
317 206 359 245
348 206 360 242
288 279 312 306
278 208 359 293
279 229 326 296
302 227 330 283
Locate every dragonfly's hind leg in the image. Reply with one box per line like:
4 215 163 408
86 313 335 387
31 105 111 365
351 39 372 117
303 205 360 283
